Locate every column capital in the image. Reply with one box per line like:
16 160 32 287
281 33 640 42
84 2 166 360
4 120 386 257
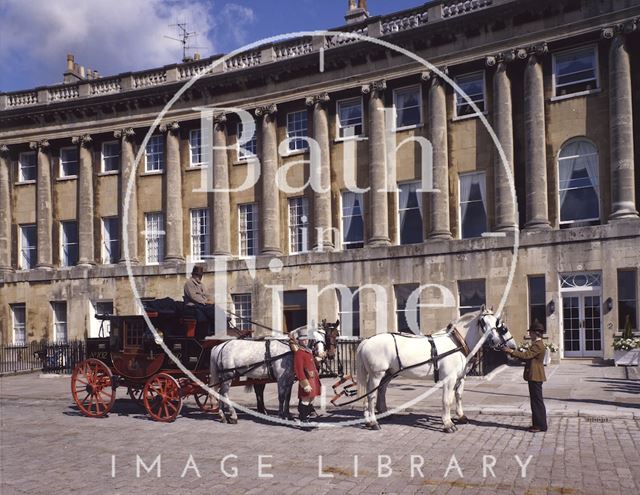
305 92 331 107
29 139 49 151
114 128 135 141
486 50 521 67
0 144 9 156
602 19 638 40
421 67 448 84
213 113 227 130
361 80 386 96
71 134 93 148
159 121 180 135
255 103 278 117
526 42 548 59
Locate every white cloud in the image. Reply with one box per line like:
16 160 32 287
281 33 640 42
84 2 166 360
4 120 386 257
218 3 257 46
0 0 221 88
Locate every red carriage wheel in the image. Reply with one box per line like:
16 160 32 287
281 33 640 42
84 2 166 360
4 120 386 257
71 359 116 418
194 389 220 413
127 386 144 407
143 373 183 422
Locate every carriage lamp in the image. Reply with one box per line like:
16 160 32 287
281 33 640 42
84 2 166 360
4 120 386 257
605 297 613 313
547 300 555 316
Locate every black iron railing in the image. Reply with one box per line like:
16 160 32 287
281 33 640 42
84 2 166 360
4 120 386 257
0 340 86 375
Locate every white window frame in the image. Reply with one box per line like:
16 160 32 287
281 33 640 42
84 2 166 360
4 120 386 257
337 287 361 337
144 212 165 264
286 110 309 152
18 151 36 182
60 221 79 267
11 304 26 345
557 139 600 226
458 279 486 316
59 146 79 178
52 302 68 344
341 191 365 250
397 181 424 245
393 85 423 130
232 293 252 332
19 224 37 270
458 171 488 239
144 135 164 173
237 121 257 161
454 71 486 118
101 217 120 264
394 284 420 334
189 129 204 168
238 203 259 257
190 208 210 261
552 45 600 99
288 197 309 254
336 97 364 140
101 141 120 173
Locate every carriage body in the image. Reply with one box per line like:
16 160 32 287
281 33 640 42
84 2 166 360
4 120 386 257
71 311 231 422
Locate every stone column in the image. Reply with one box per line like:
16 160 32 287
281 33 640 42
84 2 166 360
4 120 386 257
72 134 95 266
256 104 282 256
0 145 12 272
605 27 639 220
212 114 231 255
487 53 518 231
161 121 184 263
523 44 551 230
116 128 139 264
30 140 53 269
426 72 452 239
306 92 334 251
363 80 390 246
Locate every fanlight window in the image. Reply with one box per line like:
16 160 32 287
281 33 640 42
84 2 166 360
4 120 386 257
558 140 600 226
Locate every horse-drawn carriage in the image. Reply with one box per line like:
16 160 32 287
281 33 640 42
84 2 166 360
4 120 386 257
70 301 340 423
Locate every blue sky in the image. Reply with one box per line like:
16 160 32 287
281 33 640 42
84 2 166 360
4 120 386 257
0 0 426 93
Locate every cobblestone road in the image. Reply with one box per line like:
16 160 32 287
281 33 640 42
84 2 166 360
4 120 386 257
1 374 639 495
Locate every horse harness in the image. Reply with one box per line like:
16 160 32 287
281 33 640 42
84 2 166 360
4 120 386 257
213 339 293 386
390 325 470 383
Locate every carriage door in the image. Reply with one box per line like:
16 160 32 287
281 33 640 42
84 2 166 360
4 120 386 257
560 273 603 358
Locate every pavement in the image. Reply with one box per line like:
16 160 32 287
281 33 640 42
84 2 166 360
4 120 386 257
0 361 639 494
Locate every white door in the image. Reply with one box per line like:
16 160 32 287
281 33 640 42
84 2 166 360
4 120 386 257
562 292 603 357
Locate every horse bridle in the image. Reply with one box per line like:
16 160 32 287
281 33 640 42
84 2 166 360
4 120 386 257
479 315 514 350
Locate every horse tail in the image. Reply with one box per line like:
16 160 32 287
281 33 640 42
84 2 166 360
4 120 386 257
355 340 368 398
244 385 253 393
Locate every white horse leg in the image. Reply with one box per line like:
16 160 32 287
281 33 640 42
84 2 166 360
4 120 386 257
375 375 390 414
454 378 468 424
226 383 238 424
217 381 229 423
367 372 385 430
441 378 457 433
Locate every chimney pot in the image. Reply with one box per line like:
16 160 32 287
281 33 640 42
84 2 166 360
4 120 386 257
79 65 85 77
66 54 75 71
194 52 201 60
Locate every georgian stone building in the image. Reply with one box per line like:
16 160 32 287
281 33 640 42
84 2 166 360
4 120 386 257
1 0 639 360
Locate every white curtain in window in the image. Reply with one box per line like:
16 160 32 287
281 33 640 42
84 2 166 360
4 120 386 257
477 174 487 213
578 141 599 201
459 174 473 222
559 140 599 206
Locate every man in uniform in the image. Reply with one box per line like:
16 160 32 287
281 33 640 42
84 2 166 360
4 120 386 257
503 321 548 432
293 328 321 425
184 265 213 306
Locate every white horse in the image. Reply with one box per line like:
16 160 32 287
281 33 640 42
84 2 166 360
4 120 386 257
209 322 339 424
355 308 516 432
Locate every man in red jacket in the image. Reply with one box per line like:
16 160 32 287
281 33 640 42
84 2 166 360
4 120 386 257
293 328 321 424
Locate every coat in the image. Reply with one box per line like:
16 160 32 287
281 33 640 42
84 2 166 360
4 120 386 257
294 347 321 401
510 339 547 382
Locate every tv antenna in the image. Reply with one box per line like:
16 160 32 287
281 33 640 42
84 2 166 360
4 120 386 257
165 22 206 62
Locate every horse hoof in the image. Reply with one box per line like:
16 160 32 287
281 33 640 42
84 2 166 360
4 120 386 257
443 425 457 433
219 416 228 424
228 417 238 425
370 423 381 431
456 415 469 424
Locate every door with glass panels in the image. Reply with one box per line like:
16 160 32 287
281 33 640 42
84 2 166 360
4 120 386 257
562 293 602 357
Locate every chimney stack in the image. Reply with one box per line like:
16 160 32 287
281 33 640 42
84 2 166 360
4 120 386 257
194 52 201 60
63 54 102 84
345 0 369 24
66 54 75 71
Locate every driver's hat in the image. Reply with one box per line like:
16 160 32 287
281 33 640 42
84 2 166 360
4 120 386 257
528 321 544 336
297 327 309 340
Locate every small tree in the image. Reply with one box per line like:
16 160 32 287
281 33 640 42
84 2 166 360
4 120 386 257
622 314 633 340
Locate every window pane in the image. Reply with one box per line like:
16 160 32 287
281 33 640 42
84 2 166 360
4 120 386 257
338 99 363 137
232 294 252 332
395 87 421 128
60 148 79 177
237 122 257 158
618 270 637 330
455 72 485 116
190 130 203 166
19 152 37 181
528 276 546 305
287 111 308 151
342 191 364 248
555 47 597 95
458 280 486 315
